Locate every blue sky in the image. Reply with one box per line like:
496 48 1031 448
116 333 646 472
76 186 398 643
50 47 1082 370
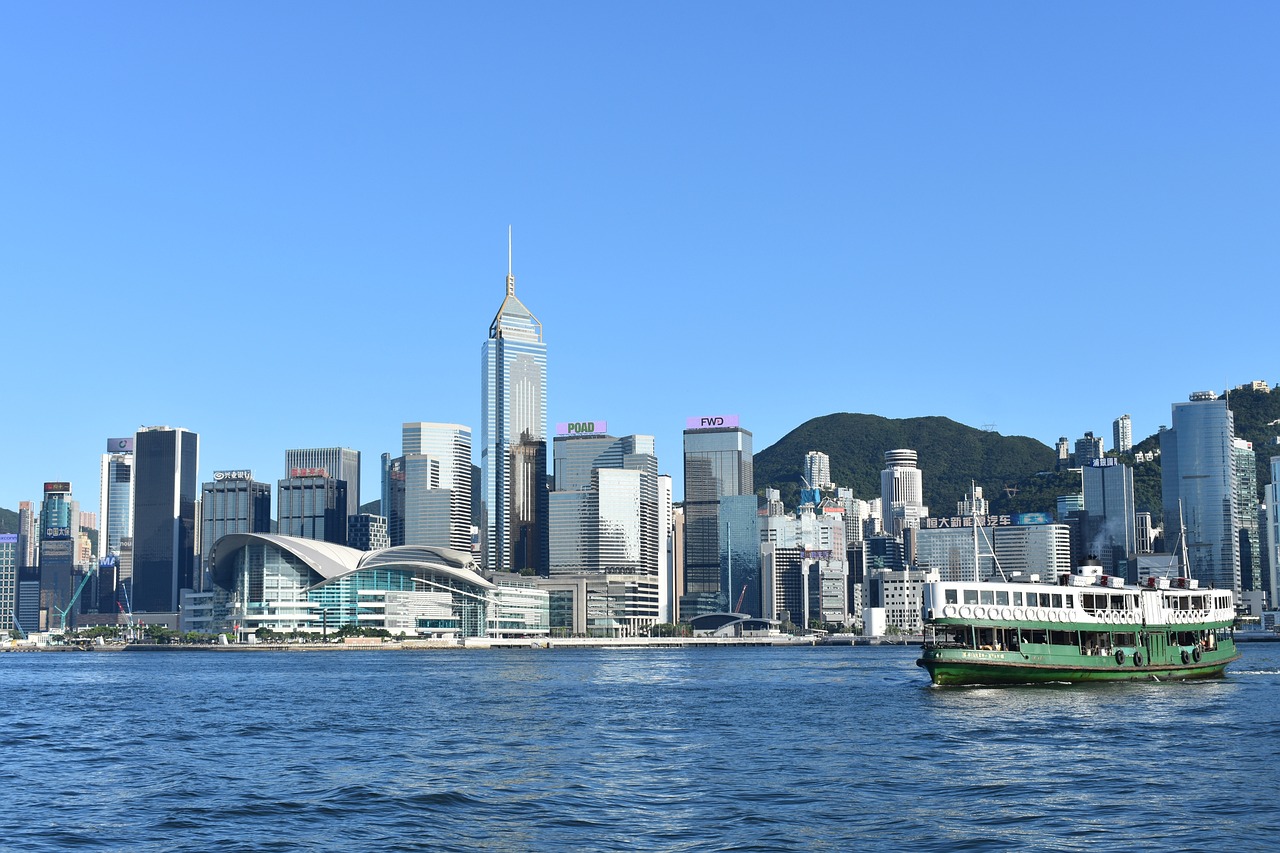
2 3 1277 515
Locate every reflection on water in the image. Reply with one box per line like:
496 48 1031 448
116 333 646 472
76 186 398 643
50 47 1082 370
1 644 1279 851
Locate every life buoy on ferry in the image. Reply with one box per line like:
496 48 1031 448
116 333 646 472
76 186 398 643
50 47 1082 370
974 606 987 619
1114 649 1126 665
1013 608 1024 620
1192 647 1202 663
1181 650 1191 665
943 605 957 618
1001 607 1012 620
959 605 972 619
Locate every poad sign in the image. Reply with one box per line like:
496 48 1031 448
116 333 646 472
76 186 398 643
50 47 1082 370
556 420 607 436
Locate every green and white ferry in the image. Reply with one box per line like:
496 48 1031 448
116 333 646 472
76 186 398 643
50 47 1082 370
916 558 1240 685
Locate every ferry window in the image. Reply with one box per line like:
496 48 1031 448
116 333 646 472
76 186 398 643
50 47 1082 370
1013 592 1023 605
1110 595 1124 610
1115 632 1135 646
1082 594 1094 610
1051 594 1063 608
945 589 958 605
1065 595 1074 609
996 591 1009 606
980 590 994 606
1026 592 1039 607
964 590 978 605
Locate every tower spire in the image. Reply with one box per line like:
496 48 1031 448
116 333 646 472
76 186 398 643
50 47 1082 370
506 225 515 297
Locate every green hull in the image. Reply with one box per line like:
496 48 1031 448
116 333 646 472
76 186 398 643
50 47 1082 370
917 650 1240 686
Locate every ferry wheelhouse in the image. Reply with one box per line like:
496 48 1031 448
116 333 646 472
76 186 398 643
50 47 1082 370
916 560 1239 685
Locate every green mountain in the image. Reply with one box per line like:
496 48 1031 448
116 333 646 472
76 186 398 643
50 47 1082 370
0 506 16 535
754 413 1057 514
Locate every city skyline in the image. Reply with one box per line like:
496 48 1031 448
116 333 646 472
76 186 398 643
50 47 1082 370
3 5 1279 514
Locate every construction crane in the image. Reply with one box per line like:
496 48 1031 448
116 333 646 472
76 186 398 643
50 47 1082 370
55 563 98 634
734 584 748 613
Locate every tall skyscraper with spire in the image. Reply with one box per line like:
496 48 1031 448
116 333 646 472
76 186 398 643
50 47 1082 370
481 231 548 573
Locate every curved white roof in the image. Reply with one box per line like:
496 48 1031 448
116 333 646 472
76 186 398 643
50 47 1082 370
211 533 495 592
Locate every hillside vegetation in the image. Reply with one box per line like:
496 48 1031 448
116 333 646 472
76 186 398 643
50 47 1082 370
753 413 1056 514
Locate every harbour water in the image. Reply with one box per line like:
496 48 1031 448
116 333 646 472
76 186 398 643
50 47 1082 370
4 643 1280 851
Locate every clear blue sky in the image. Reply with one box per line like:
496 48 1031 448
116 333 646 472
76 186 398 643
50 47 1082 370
2 3 1277 515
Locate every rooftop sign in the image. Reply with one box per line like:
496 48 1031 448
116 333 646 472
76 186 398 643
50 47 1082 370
107 437 135 453
289 467 329 479
214 470 253 482
556 421 607 436
43 482 71 493
686 415 740 430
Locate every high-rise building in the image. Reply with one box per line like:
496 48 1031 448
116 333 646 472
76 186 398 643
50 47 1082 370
99 437 136 565
0 534 17 636
1113 414 1133 454
277 473 348 546
133 427 199 614
1082 458 1137 577
401 423 472 552
881 449 927 538
548 429 660 580
481 241 548 573
1234 438 1262 593
16 501 37 573
1160 393 1240 595
1265 457 1280 608
804 451 832 490
381 453 406 546
1074 432 1104 467
38 481 77 630
682 416 752 616
284 447 361 524
347 513 390 551
200 470 271 581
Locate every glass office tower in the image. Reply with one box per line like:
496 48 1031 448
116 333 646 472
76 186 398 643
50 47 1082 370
133 427 199 613
402 423 473 552
682 420 752 615
481 249 547 573
1160 393 1240 596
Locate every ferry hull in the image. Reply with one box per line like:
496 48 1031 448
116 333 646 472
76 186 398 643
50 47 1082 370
917 652 1240 686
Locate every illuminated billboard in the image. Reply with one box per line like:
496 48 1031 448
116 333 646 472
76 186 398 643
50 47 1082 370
214 470 253 481
289 467 330 479
43 481 71 493
106 437 135 453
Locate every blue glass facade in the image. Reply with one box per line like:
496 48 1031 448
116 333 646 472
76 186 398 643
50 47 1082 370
481 267 547 573
1160 396 1240 595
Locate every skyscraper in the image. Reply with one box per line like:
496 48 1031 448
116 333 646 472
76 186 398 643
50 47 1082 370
682 416 752 616
38 481 77 630
402 422 473 552
1082 458 1137 578
277 473 348 545
548 429 660 578
1233 438 1261 593
0 534 17 636
99 437 135 563
804 451 832 490
1160 393 1239 595
481 238 547 573
133 426 199 614
200 470 271 580
1265 456 1280 608
1113 414 1133 454
284 447 361 523
881 449 927 538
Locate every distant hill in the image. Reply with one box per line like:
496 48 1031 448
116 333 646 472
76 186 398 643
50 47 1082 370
754 413 1057 514
0 506 16 535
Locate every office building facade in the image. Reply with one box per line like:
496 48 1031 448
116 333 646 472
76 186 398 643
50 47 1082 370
1233 438 1262 593
881 449 927 538
1160 393 1240 595
1265 457 1280 609
200 470 272 581
401 423 473 552
1082 458 1137 577
481 252 548 573
682 418 752 616
1113 414 1133 454
0 534 17 636
284 447 361 524
133 427 199 614
38 481 77 631
277 473 348 546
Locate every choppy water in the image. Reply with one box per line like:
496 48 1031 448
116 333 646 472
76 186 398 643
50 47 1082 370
3 643 1279 852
